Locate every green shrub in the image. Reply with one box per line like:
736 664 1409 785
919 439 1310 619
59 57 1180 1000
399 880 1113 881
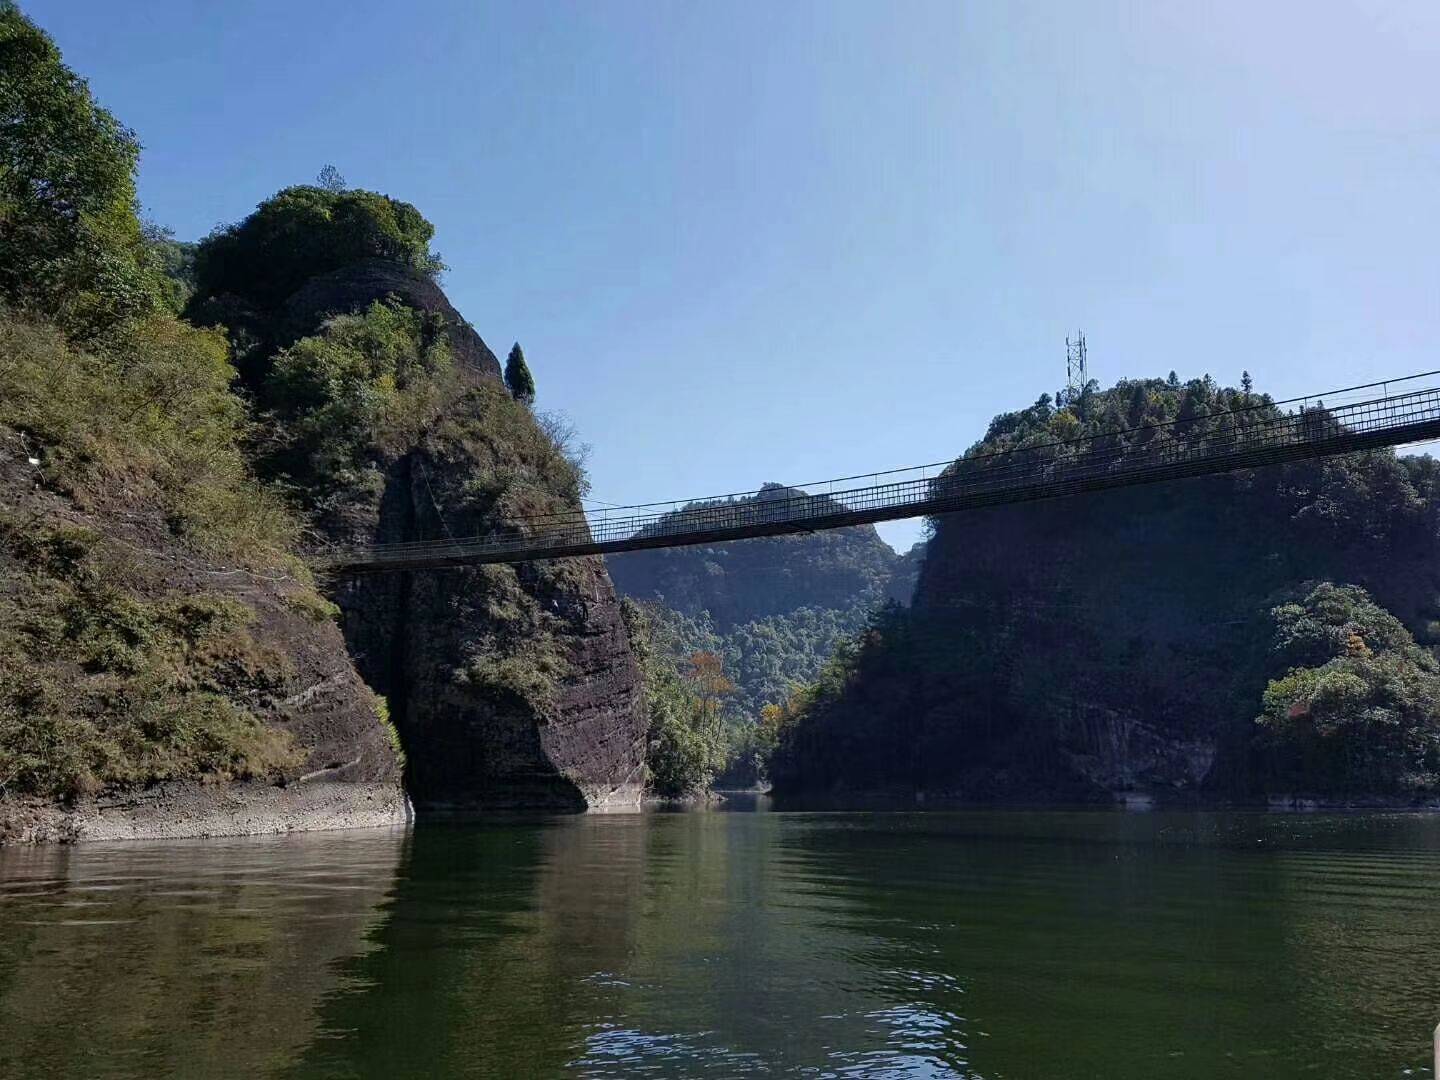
372 693 405 769
264 298 455 494
621 600 730 796
282 589 341 624
459 648 568 707
0 310 299 564
0 519 301 799
441 382 590 522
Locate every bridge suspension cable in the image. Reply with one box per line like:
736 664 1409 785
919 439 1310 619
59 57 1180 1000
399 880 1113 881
316 370 1440 574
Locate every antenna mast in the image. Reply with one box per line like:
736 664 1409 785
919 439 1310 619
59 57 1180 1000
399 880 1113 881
1059 331 1088 408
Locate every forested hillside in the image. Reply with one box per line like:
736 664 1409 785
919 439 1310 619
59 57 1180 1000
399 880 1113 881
609 483 920 783
771 375 1440 804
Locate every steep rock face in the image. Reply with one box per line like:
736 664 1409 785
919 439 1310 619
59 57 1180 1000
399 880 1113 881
287 278 646 811
328 445 646 810
770 380 1440 803
0 427 409 843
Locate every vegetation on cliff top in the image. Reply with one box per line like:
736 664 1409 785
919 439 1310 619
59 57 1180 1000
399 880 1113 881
189 184 444 316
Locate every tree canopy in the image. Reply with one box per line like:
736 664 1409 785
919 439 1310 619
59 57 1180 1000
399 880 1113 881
0 5 165 336
621 600 730 796
190 185 444 313
263 299 455 498
1257 584 1440 795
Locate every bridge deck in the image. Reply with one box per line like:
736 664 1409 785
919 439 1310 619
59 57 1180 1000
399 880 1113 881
318 377 1440 573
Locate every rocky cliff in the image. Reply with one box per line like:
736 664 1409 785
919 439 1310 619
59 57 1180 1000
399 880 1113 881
321 399 647 811
770 377 1440 803
244 258 647 811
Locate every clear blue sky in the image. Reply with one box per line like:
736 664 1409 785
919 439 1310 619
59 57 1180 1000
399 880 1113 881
29 1 1440 551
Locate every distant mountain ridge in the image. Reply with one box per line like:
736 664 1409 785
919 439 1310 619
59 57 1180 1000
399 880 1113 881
609 483 910 632
608 483 923 789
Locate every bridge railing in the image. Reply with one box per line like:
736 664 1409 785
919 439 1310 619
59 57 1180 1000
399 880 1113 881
318 374 1440 571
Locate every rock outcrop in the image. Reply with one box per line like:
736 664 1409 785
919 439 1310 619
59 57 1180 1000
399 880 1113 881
281 259 502 380
327 443 647 811
288 274 647 811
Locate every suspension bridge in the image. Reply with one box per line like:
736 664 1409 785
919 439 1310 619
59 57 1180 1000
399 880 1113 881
318 371 1440 574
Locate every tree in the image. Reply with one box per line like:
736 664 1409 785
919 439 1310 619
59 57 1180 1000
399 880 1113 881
1241 370 1254 396
142 221 197 312
686 650 735 716
316 164 346 192
0 4 163 336
505 342 536 405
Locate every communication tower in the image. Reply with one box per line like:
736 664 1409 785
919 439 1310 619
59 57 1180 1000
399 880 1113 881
1058 332 1088 408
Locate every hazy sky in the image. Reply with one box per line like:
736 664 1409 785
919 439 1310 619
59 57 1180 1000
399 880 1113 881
30 1 1440 551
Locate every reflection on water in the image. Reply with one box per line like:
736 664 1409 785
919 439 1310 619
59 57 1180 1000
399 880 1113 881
2 810 1439 1078
0 828 406 1079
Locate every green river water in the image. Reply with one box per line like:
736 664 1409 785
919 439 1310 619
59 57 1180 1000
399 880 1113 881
1 806 1437 1078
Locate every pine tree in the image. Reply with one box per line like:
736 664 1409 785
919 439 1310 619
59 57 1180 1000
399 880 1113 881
1241 370 1254 396
505 342 536 405
316 164 346 192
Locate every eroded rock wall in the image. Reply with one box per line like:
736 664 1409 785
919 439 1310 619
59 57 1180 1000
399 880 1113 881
293 267 646 811
326 444 645 810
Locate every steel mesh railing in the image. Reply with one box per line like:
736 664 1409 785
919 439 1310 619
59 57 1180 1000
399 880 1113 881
319 373 1440 572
